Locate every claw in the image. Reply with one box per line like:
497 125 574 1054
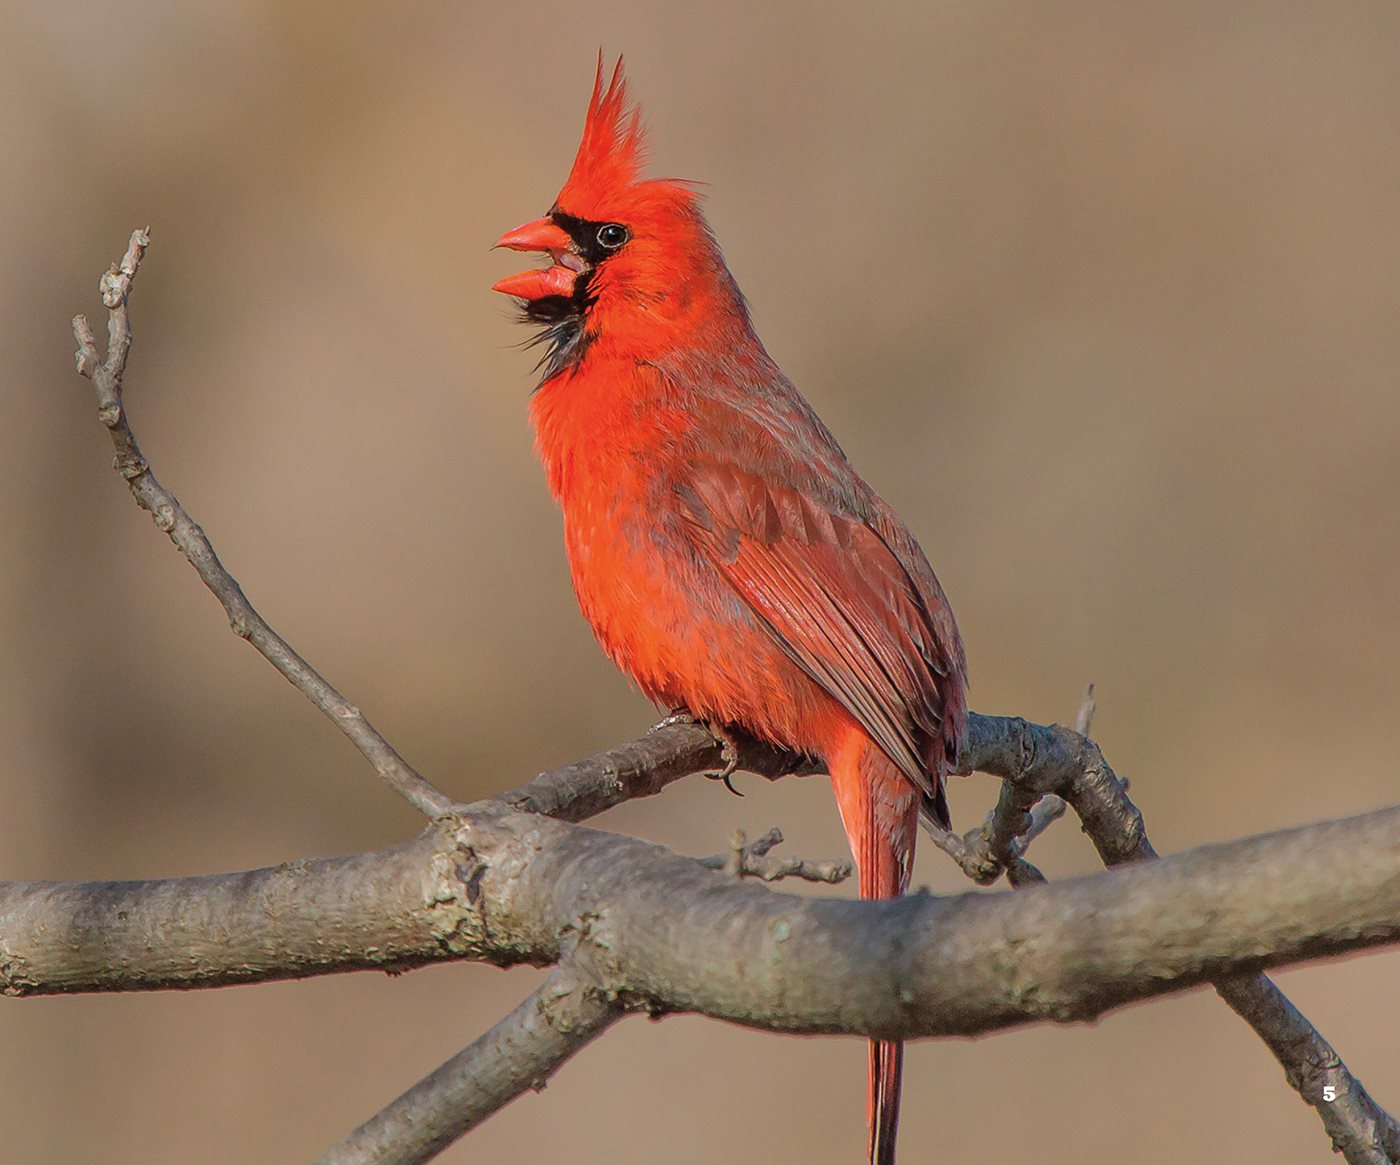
648 708 745 795
708 724 744 797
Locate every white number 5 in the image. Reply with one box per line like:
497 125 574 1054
1323 1085 1337 1102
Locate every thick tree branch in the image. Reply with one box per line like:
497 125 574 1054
5 802 1400 1036
71 231 455 820
0 836 453 994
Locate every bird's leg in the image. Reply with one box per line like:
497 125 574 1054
648 706 744 796
706 722 745 797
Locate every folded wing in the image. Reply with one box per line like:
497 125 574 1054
677 460 961 820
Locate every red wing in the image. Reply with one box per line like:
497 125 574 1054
677 461 954 795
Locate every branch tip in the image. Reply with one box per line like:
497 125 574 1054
699 827 852 884
1075 682 1097 736
70 231 457 821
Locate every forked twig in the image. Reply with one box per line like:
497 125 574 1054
698 827 853 884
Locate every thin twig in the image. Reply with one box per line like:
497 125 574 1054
1074 681 1097 736
1020 796 1066 849
919 685 1099 887
71 230 455 819
316 962 622 1165
1014 682 1092 854
697 827 853 884
921 819 1046 885
1217 976 1400 1164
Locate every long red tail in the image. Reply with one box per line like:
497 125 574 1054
868 1038 904 1165
829 732 921 1165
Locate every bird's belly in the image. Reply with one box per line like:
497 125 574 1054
562 505 837 751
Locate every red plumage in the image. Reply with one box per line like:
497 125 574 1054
493 57 967 1165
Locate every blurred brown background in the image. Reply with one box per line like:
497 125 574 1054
1 2 1397 1162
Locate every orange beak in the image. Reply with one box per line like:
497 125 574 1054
491 217 584 300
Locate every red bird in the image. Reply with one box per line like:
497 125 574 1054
493 59 966 1165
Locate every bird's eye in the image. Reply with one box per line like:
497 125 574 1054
596 223 629 249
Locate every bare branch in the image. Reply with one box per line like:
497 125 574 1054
927 704 1107 888
5 798 1400 1039
1020 794 1066 850
1074 681 1097 736
1217 976 1400 1164
1054 730 1400 1164
316 963 622 1165
70 230 455 820
920 817 1046 886
937 698 1400 1165
1007 681 1090 853
697 828 853 884
0 833 462 994
497 721 818 822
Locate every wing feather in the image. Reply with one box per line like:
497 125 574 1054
679 461 957 796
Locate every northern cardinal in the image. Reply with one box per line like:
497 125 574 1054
493 58 966 1165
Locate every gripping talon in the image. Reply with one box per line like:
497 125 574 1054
651 708 745 795
709 725 744 797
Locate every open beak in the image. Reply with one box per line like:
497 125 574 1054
491 217 586 300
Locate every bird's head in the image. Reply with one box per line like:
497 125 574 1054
493 56 741 376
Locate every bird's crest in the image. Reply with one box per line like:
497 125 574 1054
556 55 650 216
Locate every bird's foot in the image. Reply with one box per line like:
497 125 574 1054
648 707 744 796
649 706 699 733
706 722 744 797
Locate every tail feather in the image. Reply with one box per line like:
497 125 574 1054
869 1038 903 1165
829 733 924 1165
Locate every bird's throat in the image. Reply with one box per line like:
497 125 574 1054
521 272 596 382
